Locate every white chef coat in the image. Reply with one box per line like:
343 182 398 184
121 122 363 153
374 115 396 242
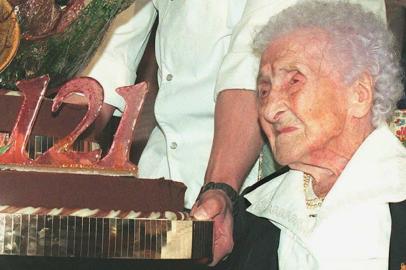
246 125 406 270
81 0 386 208
139 0 259 208
81 0 157 111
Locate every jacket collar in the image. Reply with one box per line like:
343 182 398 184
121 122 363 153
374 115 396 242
245 124 406 236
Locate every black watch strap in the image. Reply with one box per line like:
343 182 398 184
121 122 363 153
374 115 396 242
198 182 238 203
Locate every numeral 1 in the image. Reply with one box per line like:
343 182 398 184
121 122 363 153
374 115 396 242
97 82 148 171
0 75 49 164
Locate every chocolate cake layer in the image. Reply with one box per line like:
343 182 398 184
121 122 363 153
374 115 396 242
0 170 186 212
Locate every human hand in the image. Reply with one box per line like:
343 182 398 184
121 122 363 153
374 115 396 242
191 189 234 266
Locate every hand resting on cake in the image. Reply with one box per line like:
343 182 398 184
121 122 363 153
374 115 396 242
191 189 234 266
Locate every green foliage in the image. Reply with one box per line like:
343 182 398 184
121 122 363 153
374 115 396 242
0 0 136 89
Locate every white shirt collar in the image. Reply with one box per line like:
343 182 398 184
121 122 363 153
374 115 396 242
246 124 406 234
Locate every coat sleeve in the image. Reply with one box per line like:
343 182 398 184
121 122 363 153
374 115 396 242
80 0 157 113
218 168 290 270
389 200 406 270
217 193 280 270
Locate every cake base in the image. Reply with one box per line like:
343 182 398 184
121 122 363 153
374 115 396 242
0 170 213 261
0 213 213 260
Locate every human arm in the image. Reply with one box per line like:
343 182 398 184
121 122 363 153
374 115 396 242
191 89 264 266
205 90 264 191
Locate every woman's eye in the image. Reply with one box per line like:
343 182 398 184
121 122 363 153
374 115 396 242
289 77 300 85
258 82 271 99
259 88 269 98
287 71 305 89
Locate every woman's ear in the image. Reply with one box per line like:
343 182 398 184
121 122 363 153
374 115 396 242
347 71 374 118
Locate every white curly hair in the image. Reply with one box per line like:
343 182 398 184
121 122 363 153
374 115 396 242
254 0 404 126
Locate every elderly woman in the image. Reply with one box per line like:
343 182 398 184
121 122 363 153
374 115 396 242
224 1 406 270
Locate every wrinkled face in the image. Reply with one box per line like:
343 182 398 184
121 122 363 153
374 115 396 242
258 29 352 165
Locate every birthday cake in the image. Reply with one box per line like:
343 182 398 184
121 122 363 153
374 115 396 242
0 79 213 262
0 78 186 213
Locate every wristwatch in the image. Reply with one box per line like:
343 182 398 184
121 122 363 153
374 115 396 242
198 182 238 204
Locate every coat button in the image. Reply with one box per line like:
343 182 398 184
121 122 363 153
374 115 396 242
166 74 173 81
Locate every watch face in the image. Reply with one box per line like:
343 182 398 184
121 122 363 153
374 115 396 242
0 0 20 72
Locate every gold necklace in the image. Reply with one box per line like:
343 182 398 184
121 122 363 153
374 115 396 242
303 173 324 209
